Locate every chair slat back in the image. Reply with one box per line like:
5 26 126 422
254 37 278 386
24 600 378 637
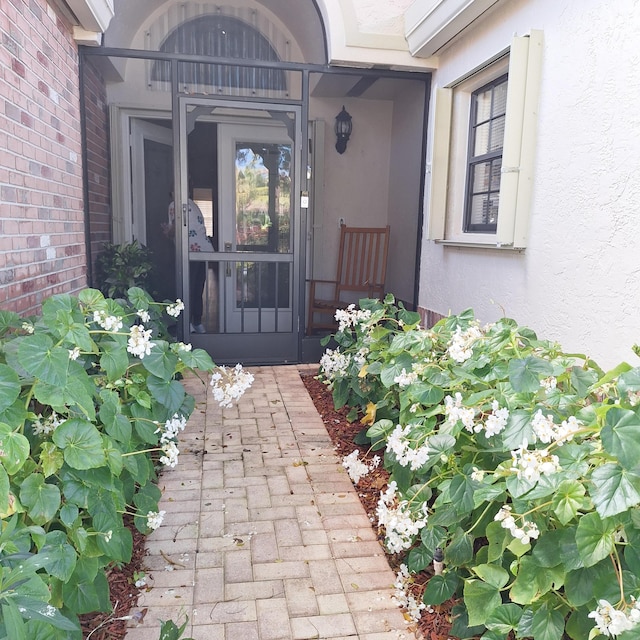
335 225 390 298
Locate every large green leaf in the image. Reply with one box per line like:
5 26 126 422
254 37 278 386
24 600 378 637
422 572 458 605
552 479 588 525
564 561 614 607
99 338 129 381
41 530 77 582
0 363 20 413
52 419 106 470
485 603 523 634
445 528 474 566
472 563 509 589
501 410 534 450
146 376 185 414
0 422 30 475
141 342 179 379
406 544 432 573
62 562 111 615
380 354 415 388
0 464 9 513
575 511 615 567
11 596 80 632
449 475 476 515
2 601 27 640
530 602 565 640
601 407 640 470
590 463 640 518
176 347 215 370
463 579 501 626
19 473 61 525
18 335 70 387
509 556 563 604
508 356 553 393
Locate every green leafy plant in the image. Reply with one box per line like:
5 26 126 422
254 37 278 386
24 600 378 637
94 241 154 298
0 287 252 638
158 616 193 640
320 295 640 640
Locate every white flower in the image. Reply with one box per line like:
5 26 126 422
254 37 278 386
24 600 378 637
376 481 428 553
447 325 483 363
160 441 180 468
319 348 351 382
342 450 380 484
166 299 185 318
393 368 418 387
155 414 187 444
444 393 476 432
386 424 430 471
210 364 254 408
392 563 427 622
137 309 151 323
494 505 539 545
334 304 372 333
589 600 636 637
482 400 509 437
32 412 63 436
68 347 81 360
531 410 556 444
146 510 166 531
540 376 557 392
511 442 560 483
21 322 35 334
176 342 192 352
127 324 155 359
471 467 485 482
104 530 113 543
93 310 123 332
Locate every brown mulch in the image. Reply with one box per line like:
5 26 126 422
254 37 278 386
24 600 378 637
80 517 147 639
81 369 461 640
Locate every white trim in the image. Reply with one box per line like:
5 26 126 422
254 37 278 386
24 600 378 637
405 0 502 58
65 0 114 32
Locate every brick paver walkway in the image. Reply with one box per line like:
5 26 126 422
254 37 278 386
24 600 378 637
124 365 417 640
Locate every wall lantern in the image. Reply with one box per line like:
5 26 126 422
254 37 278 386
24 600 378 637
334 106 352 154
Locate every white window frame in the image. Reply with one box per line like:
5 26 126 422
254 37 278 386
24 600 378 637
427 31 543 249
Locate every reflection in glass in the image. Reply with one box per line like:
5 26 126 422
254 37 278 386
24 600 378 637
235 142 291 253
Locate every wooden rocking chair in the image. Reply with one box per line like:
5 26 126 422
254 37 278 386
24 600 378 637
307 225 390 335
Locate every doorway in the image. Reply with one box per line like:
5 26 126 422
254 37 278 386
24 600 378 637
130 99 302 363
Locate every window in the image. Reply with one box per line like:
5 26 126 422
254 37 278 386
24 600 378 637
465 75 507 233
427 31 542 248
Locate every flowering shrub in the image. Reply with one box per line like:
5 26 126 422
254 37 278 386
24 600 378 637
321 295 640 640
0 287 251 639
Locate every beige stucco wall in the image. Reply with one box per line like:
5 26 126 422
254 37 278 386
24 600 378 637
419 0 640 368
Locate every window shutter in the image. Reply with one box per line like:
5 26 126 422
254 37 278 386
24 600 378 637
427 87 453 240
496 30 543 247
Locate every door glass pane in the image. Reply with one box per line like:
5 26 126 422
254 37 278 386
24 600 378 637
235 262 290 309
235 142 291 253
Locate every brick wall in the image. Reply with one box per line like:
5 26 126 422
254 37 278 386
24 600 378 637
418 306 445 328
82 56 110 283
0 0 87 316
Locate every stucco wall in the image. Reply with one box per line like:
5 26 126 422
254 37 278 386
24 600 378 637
419 0 640 368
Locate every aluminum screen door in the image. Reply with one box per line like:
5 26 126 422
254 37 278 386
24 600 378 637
176 98 301 364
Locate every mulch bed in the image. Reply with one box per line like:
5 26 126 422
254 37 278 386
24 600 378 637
81 369 461 640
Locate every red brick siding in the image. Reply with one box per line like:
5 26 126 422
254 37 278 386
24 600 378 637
0 0 86 316
418 306 445 328
82 57 111 280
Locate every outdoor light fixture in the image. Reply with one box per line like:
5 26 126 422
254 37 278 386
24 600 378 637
334 105 352 154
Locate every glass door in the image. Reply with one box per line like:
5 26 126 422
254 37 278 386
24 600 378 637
177 98 301 364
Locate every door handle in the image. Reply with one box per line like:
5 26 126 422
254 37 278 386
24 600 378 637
224 242 232 276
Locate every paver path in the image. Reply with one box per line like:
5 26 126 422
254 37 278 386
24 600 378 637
124 365 418 640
